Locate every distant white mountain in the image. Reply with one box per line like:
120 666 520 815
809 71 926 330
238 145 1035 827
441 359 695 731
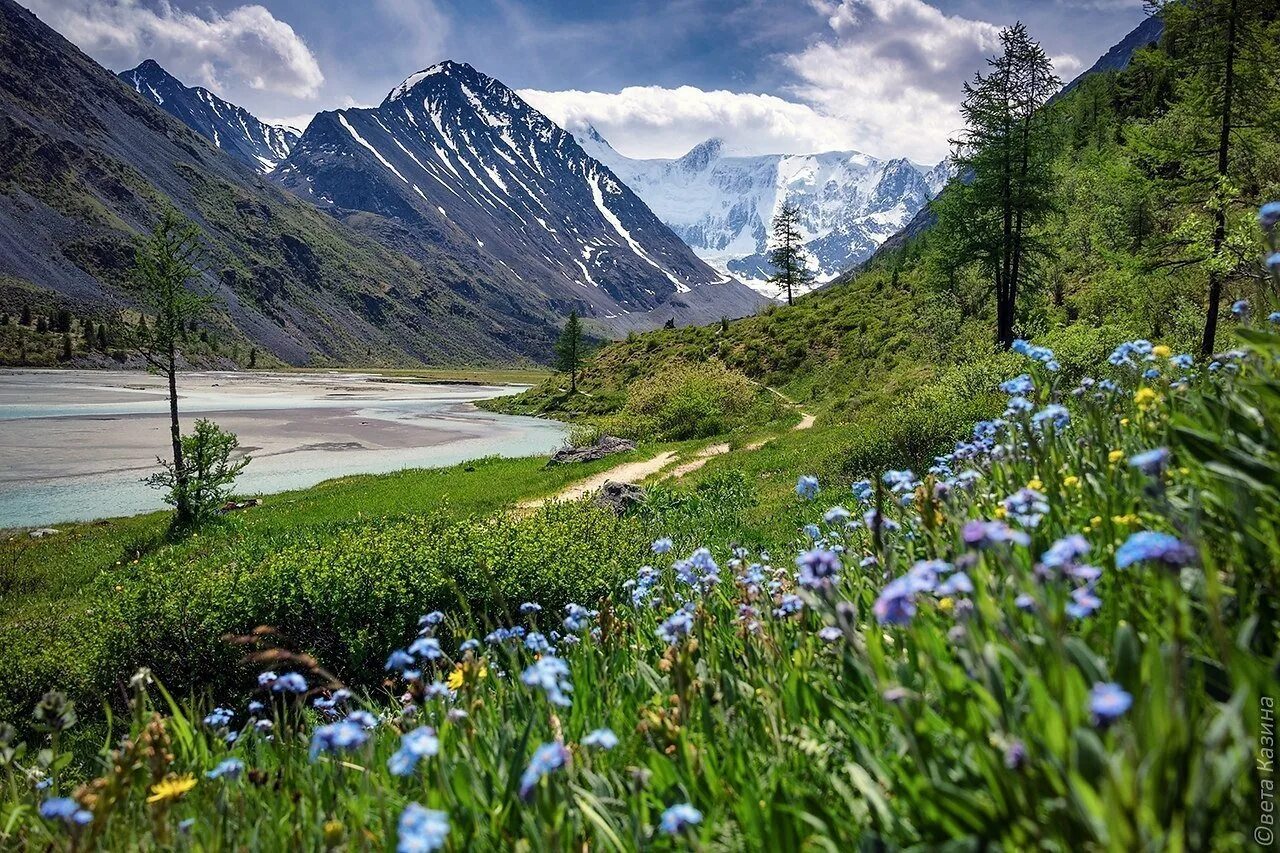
575 126 949 296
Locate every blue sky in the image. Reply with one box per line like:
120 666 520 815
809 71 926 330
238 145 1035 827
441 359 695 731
30 0 1150 162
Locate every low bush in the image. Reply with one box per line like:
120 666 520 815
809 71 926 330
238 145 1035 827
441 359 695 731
601 361 784 441
96 502 651 703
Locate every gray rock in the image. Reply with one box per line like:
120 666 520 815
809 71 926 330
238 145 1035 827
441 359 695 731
594 481 646 515
29 528 61 538
548 435 636 465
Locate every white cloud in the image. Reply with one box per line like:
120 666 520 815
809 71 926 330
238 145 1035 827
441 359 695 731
28 0 324 98
371 0 449 69
521 1 1072 165
784 0 1005 162
519 86 857 160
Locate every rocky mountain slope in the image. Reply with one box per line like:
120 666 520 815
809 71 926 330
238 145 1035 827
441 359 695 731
0 0 558 365
575 127 947 296
117 60 299 174
273 61 764 331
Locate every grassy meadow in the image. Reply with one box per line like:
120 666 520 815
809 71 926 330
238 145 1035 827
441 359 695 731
3 313 1278 849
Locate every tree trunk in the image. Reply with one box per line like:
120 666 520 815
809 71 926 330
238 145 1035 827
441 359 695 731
1200 0 1238 358
167 340 190 526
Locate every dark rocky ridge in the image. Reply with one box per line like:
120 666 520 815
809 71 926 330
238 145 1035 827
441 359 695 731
117 60 299 174
0 0 558 365
274 61 764 333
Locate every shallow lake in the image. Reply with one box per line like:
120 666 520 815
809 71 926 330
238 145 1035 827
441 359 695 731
0 369 566 528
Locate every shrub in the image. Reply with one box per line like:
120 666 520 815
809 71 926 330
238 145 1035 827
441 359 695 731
606 361 779 440
95 502 649 700
146 419 249 526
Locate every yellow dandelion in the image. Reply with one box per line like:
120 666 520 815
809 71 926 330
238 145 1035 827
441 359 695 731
938 597 955 613
1108 450 1125 464
994 505 1007 519
147 774 196 804
1153 345 1171 358
1063 475 1080 488
1120 417 1130 426
1134 387 1158 410
1089 516 1103 529
447 666 465 691
1027 478 1043 491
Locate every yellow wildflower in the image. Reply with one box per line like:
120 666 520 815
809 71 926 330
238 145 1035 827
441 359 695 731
147 774 196 804
1153 345 1171 358
995 505 1007 519
1112 513 1140 526
448 661 487 690
1108 450 1125 464
1063 475 1080 488
938 597 954 613
1027 478 1043 491
323 820 345 846
1089 516 1103 529
1134 387 1158 410
1120 418 1130 426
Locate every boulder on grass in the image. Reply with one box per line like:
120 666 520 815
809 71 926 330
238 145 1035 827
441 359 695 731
549 435 636 465
594 481 646 515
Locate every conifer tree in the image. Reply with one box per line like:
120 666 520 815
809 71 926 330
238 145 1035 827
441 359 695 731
20 305 31 326
938 23 1061 349
129 210 213 528
766 201 813 306
1137 1 1280 356
555 311 585 393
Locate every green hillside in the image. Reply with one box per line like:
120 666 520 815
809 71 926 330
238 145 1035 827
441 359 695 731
494 18 1280 433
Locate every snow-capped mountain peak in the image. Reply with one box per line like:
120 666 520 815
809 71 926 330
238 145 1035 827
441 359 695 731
274 59 762 331
679 138 725 171
117 60 298 173
576 128 946 295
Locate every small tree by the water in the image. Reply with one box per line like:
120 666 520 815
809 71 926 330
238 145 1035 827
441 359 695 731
766 200 814 306
555 311 584 393
146 418 249 524
129 210 244 530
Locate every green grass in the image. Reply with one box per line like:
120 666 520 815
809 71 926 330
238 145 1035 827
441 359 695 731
2 320 1277 850
0 448 658 616
0 445 688 726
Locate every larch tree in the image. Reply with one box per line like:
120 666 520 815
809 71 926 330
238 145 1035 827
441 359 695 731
129 210 212 528
766 201 814 307
939 22 1061 349
1136 1 1280 356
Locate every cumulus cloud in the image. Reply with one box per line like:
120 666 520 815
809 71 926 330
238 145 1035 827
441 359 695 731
519 85 857 160
27 0 324 98
784 0 1006 162
520 1 1069 164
